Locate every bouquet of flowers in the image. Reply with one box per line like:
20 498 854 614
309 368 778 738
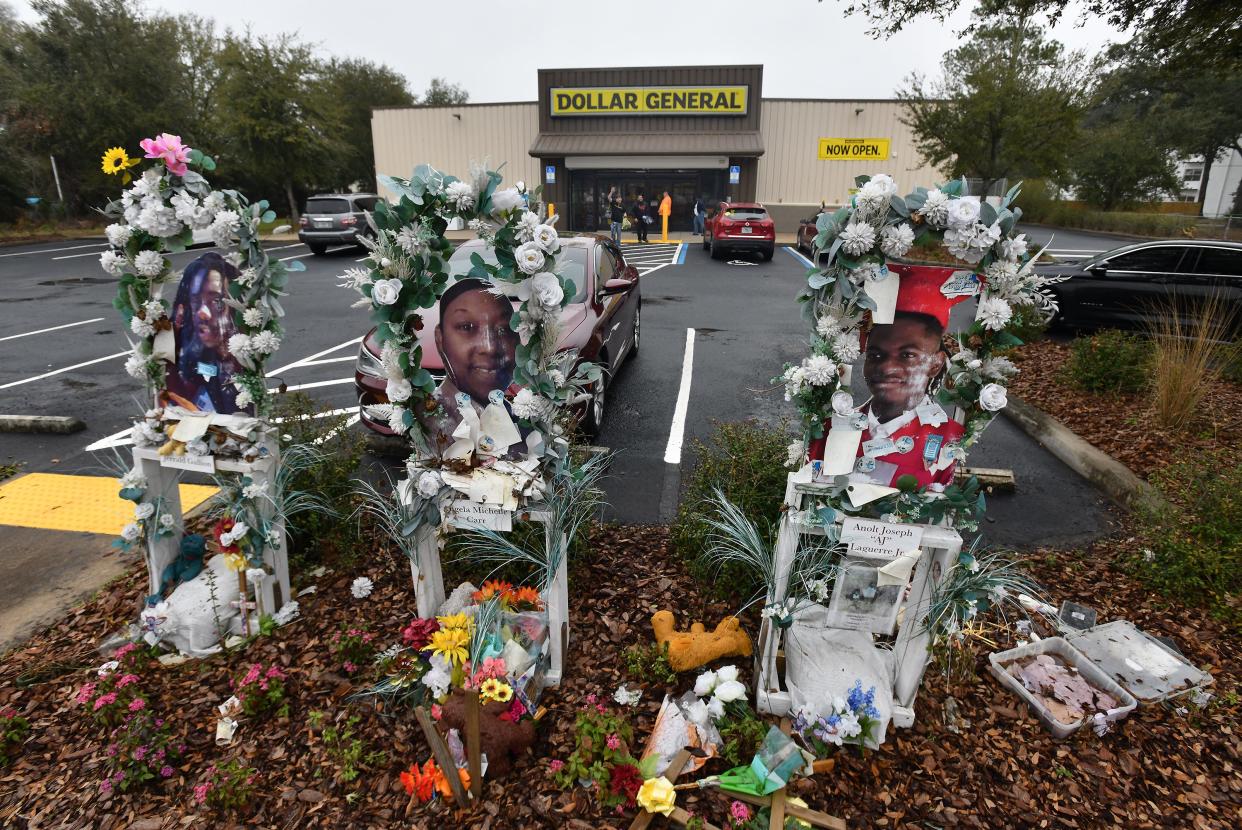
791 680 882 755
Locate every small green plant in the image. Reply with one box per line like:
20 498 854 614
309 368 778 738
1063 330 1152 394
232 662 289 719
716 703 768 767
1053 764 1074 780
99 709 182 794
671 420 792 600
623 641 678 685
193 760 257 812
1 708 30 766
550 695 647 810
330 624 378 676
317 713 385 784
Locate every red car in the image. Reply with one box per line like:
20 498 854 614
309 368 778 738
703 201 775 261
355 235 640 438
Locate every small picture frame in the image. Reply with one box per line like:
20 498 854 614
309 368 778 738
824 557 904 635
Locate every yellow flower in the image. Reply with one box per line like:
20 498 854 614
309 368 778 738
479 678 513 704
436 612 473 633
424 627 469 666
636 776 676 816
101 147 134 176
223 553 247 572
786 797 812 829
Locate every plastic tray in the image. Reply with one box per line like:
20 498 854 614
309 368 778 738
1066 620 1212 704
988 636 1137 739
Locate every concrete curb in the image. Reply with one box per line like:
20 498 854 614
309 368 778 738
1001 395 1166 513
0 415 85 434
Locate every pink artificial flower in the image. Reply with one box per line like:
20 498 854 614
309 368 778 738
265 665 285 680
193 782 210 805
139 133 192 177
730 801 752 822
549 759 564 773
129 698 146 712
606 734 621 751
100 779 113 795
596 704 607 714
430 704 443 721
241 664 262 686
160 765 174 778
342 661 357 674
585 693 598 705
75 683 96 705
115 673 140 689
115 643 137 658
94 692 117 711
134 745 148 761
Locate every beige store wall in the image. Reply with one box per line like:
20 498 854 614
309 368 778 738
371 104 542 196
757 99 943 209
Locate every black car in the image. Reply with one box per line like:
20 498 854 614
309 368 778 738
1042 240 1241 333
298 193 384 254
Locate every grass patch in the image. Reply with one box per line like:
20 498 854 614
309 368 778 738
1146 295 1235 431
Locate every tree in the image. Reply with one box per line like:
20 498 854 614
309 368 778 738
1071 123 1179 210
317 58 415 191
829 0 1242 73
421 77 469 106
898 15 1090 196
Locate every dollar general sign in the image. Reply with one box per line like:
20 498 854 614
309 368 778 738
818 138 891 160
550 86 749 116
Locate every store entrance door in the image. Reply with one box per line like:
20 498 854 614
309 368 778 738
569 169 727 234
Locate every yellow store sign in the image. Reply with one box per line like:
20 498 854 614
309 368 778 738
550 86 749 117
818 138 891 161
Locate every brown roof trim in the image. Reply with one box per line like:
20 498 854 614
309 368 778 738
371 101 538 112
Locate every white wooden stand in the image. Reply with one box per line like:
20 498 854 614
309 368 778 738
408 503 568 687
754 472 961 729
133 444 290 617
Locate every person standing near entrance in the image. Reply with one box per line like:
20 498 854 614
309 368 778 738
631 197 649 243
692 195 705 236
658 191 672 242
609 196 624 246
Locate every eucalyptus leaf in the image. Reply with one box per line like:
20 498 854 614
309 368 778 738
285 260 306 272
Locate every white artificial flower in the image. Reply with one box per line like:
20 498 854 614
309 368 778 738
100 250 126 277
832 331 861 363
490 187 524 214
976 295 1013 331
815 313 842 340
683 698 711 729
1000 233 1029 262
395 223 430 256
515 242 546 275
227 333 254 359
920 188 950 227
339 267 371 291
981 355 1017 378
351 576 374 599
831 389 855 417
171 191 199 226
380 343 405 380
130 316 155 339
385 377 413 402
943 222 1001 264
416 470 442 499
120 468 147 490
715 665 739 684
713 679 748 703
242 481 268 500
514 211 540 243
242 308 263 327
613 684 643 707
159 513 175 530
782 365 807 401
693 670 718 697
838 221 876 256
785 439 806 469
387 405 408 434
445 180 476 212
210 209 241 245
124 352 148 379
136 202 183 238
855 175 897 216
371 278 403 305
134 502 155 521
143 299 166 320
532 223 558 252
236 267 258 287
251 330 281 355
706 697 726 721
808 579 830 602
979 383 1008 412
121 523 141 542
511 388 550 421
202 191 226 212
879 224 915 259
802 354 837 386
527 271 563 308
105 223 132 248
133 250 164 277
945 196 981 229
234 387 253 409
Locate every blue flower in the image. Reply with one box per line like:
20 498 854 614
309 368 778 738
847 680 865 711
864 704 880 719
825 713 841 727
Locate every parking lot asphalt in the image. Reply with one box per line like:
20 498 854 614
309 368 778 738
0 236 1114 551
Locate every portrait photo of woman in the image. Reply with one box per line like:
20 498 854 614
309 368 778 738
161 252 246 414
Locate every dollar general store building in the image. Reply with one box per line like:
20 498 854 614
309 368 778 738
371 65 939 233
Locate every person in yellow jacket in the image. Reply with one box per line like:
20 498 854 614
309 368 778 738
658 191 672 241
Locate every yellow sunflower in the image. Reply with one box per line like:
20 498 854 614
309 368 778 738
101 147 132 176
479 678 513 704
436 612 474 633
424 627 469 666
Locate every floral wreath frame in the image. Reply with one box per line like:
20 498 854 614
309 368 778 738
777 173 1063 530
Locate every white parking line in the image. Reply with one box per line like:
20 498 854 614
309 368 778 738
639 263 672 278
783 246 815 268
0 317 106 343
268 336 362 374
663 328 696 464
0 242 107 259
296 355 357 366
0 350 127 390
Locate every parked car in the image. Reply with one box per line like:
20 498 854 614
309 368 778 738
298 193 384 254
355 235 641 438
703 202 775 261
1041 239 1241 334
796 209 827 257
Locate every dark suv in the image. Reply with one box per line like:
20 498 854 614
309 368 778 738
298 193 383 254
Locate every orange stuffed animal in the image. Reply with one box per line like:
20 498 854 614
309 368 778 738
650 610 752 672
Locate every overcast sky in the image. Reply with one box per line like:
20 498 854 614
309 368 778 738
11 0 1125 100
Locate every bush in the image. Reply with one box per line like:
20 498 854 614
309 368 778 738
1130 453 1241 622
270 393 367 569
1063 330 1152 393
671 421 791 600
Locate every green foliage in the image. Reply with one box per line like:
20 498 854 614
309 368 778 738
622 641 677 685
1064 330 1152 393
717 703 768 767
1129 452 1241 622
271 393 366 570
232 662 289 719
1070 118 1180 211
671 421 791 600
313 712 386 785
0 708 30 767
551 700 638 806
198 760 257 812
100 709 181 793
330 624 378 676
421 77 470 106
318 58 415 190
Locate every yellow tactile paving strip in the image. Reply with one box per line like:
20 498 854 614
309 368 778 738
0 473 216 535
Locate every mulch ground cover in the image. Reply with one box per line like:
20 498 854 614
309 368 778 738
1 522 1238 829
1007 339 1242 479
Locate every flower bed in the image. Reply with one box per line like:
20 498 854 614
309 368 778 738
0 524 1236 828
